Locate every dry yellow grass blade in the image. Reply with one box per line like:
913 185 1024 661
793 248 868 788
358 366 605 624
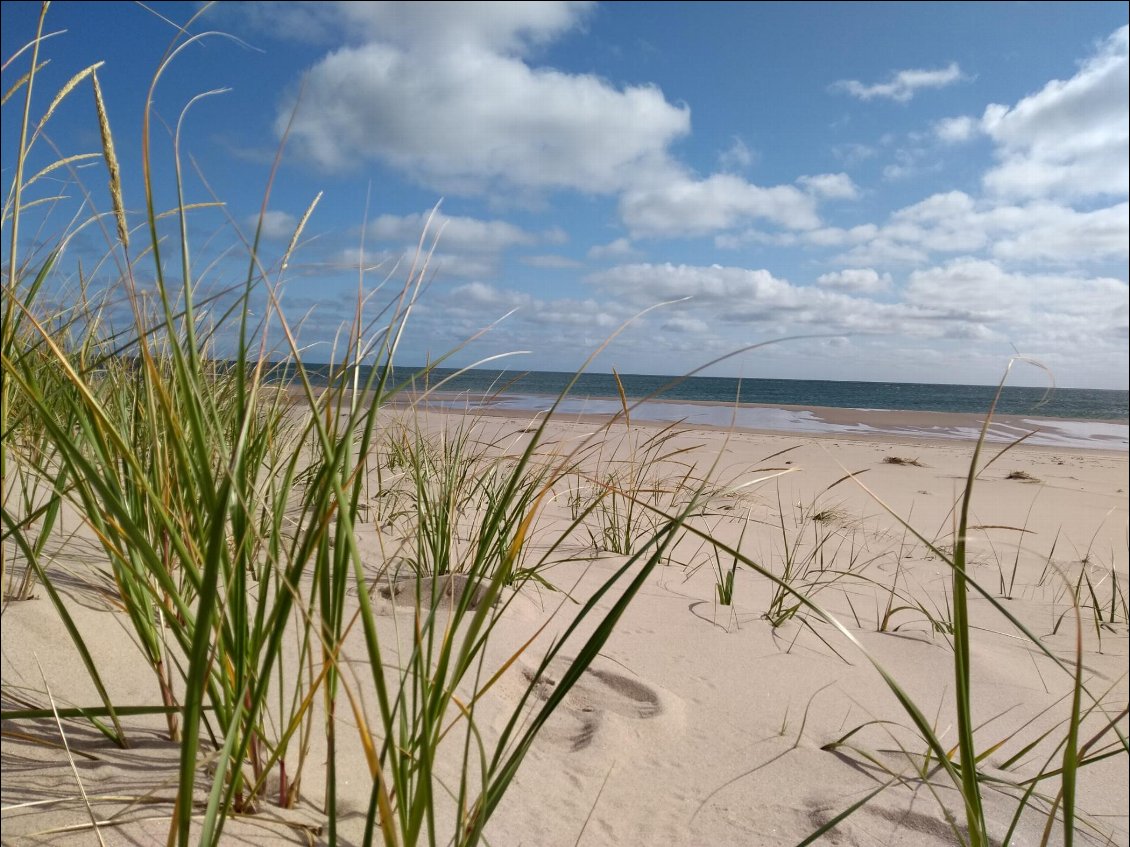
37 656 108 847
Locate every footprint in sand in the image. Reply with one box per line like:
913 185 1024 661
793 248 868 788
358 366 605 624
521 661 662 752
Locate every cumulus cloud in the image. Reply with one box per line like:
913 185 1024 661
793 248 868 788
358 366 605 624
583 263 900 335
446 281 619 329
833 191 1128 265
369 211 536 253
619 172 821 237
832 62 964 102
980 25 1129 200
449 280 530 309
816 268 892 293
275 2 690 195
991 202 1129 263
580 263 933 344
580 261 1127 365
248 210 298 241
661 316 711 334
253 3 832 241
290 252 1126 386
230 5 1125 385
718 137 755 172
832 142 878 166
934 115 978 143
338 242 503 279
904 259 1128 333
587 238 640 261
835 239 931 268
797 173 860 199
587 263 796 306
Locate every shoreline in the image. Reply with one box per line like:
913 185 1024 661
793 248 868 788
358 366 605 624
392 390 1130 453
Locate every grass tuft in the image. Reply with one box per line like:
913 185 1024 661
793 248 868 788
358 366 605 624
883 456 925 467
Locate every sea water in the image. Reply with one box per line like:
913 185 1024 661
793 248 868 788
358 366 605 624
292 365 1129 450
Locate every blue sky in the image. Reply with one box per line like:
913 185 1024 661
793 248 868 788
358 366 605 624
2 1 1127 388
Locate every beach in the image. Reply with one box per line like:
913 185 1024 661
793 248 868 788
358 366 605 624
4 3 1127 844
2 402 1127 846
427 392 1130 450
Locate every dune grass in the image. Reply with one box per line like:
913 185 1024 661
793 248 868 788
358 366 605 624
670 371 1127 847
0 14 708 845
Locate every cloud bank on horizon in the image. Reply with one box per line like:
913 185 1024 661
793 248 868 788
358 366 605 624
3 1 1127 388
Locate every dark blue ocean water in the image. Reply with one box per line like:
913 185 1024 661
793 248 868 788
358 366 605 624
379 367 1128 422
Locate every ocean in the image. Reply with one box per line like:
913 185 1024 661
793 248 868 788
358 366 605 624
384 367 1128 421
293 365 1130 450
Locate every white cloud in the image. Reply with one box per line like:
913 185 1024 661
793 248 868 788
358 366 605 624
904 259 1128 334
934 115 978 143
222 1 365 45
248 210 298 241
341 1 594 54
991 202 1129 263
661 316 710 334
581 263 921 339
619 172 821 237
235 2 595 56
583 264 900 336
276 3 690 195
980 25 1129 200
816 268 892 293
797 172 860 200
427 252 507 279
445 281 619 330
233 5 1126 386
369 211 536 253
880 146 941 182
718 137 755 172
261 2 847 242
339 243 501 279
587 237 640 261
449 281 530 309
305 256 1126 387
836 239 931 267
714 222 882 251
833 191 1129 265
832 62 964 103
587 263 795 305
833 142 878 166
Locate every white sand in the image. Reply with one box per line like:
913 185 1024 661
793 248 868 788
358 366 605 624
2 410 1127 846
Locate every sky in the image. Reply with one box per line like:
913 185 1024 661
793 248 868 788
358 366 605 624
2 1 1128 388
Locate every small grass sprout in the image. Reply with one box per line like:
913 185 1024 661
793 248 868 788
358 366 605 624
883 456 925 467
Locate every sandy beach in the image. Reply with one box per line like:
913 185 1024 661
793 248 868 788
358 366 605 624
2 404 1127 846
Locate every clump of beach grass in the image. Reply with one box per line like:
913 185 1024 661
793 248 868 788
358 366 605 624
0 11 707 845
628 362 1127 846
883 455 925 467
576 421 698 556
792 364 1125 846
